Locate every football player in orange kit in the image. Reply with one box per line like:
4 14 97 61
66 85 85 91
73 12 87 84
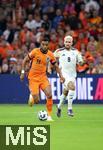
20 37 65 121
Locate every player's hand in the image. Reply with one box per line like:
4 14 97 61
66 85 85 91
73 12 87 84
20 73 25 81
60 76 65 83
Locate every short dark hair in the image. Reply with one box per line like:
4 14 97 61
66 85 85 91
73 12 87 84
42 35 50 42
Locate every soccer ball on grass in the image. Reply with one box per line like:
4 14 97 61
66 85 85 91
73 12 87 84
38 110 48 121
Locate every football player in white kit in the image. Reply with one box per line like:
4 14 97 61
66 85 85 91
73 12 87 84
54 35 84 117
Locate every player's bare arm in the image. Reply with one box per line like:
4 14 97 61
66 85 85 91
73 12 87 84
20 55 30 81
53 62 65 83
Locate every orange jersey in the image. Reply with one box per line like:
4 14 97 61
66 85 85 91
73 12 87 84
28 48 56 79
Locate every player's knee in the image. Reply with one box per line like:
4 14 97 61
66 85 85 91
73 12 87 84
69 86 75 91
67 82 75 91
63 89 68 96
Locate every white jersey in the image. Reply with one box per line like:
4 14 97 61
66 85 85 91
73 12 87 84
54 47 83 78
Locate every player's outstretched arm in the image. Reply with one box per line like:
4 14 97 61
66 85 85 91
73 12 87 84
20 55 30 81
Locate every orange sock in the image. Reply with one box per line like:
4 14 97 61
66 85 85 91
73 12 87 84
46 98 53 116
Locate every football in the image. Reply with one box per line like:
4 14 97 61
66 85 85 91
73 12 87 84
38 110 48 121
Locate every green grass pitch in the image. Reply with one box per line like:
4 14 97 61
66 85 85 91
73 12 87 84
0 104 103 150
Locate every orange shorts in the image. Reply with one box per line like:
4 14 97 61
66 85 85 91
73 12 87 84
29 77 50 95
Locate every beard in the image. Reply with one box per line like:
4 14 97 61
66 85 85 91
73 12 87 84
40 48 48 54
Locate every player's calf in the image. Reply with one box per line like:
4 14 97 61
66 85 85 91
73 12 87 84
28 94 39 106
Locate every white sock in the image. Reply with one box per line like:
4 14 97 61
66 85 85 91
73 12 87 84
67 90 75 110
58 94 66 109
29 94 33 101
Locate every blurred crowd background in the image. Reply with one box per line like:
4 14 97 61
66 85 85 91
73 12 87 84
0 0 103 75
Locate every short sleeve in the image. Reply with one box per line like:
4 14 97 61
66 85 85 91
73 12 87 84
54 49 60 58
77 51 83 64
28 49 36 59
49 51 56 64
